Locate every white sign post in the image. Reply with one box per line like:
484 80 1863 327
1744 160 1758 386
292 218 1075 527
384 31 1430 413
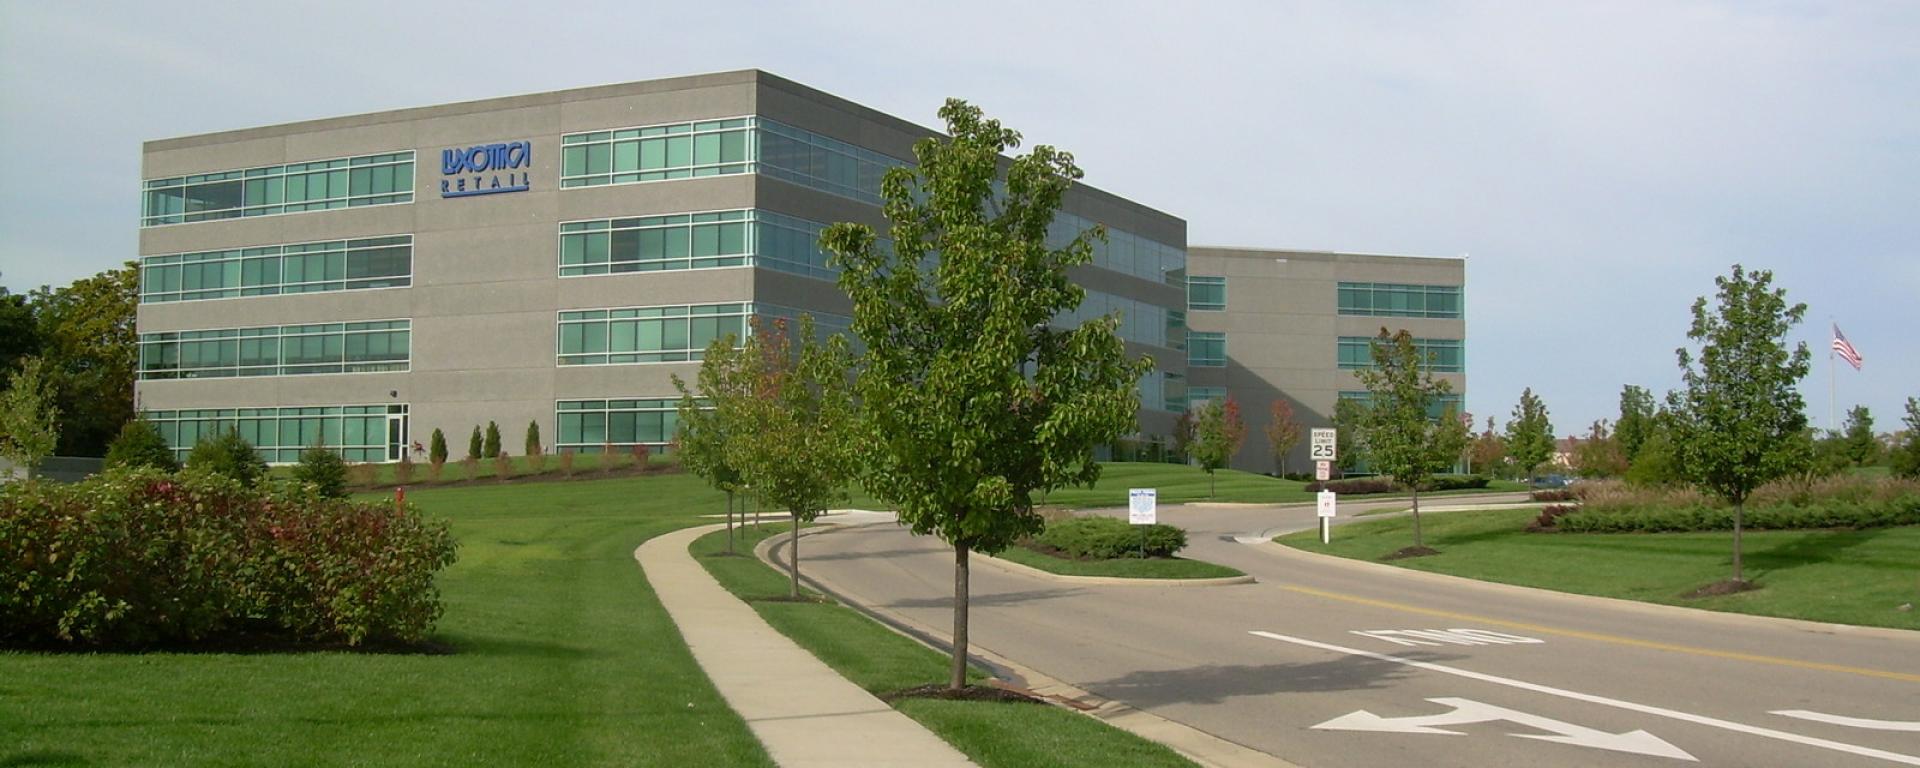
1317 490 1337 544
1128 488 1157 525
1129 488 1157 559
1310 428 1338 463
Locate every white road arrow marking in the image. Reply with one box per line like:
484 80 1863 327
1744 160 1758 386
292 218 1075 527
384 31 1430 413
1315 696 1697 760
1772 710 1920 732
1251 631 1920 766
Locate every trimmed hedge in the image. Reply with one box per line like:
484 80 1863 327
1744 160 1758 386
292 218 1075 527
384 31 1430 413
1034 516 1187 559
1302 476 1491 494
1304 478 1396 494
1530 488 1577 502
0 468 458 648
1551 497 1920 534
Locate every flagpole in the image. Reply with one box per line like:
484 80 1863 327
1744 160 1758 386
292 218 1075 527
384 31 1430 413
1828 318 1836 435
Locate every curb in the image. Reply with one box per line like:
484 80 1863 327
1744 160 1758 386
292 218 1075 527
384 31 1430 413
1259 538 1920 641
761 524 1302 768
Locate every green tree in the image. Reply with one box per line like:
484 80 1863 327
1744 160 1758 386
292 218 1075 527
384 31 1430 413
1505 388 1555 483
1891 397 1920 480
1841 405 1879 466
1667 264 1811 585
104 417 178 472
429 428 449 466
1191 396 1246 497
0 284 39 379
525 420 542 458
1332 397 1366 474
673 335 748 554
29 263 137 456
186 430 268 486
292 445 349 498
1350 329 1462 549
822 99 1149 691
724 317 858 598
468 426 483 460
0 357 60 478
1616 385 1658 461
1265 399 1301 475
483 421 501 459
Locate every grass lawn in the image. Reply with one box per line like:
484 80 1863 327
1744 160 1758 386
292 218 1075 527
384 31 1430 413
692 524 1198 768
1279 509 1920 631
992 545 1245 579
1038 463 1526 507
2 474 774 767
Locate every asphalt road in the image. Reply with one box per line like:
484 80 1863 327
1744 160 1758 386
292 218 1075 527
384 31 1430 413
785 495 1920 767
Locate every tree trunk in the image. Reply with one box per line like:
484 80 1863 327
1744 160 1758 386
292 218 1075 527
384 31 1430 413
950 541 971 691
1411 485 1424 549
1732 499 1744 583
789 512 801 599
1209 470 1216 498
725 490 735 555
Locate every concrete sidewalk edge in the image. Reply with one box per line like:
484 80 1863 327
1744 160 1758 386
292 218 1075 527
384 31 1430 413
763 523 1303 768
637 523 977 767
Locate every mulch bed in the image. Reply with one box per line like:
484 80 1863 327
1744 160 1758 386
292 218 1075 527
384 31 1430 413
1381 545 1441 560
880 683 1048 705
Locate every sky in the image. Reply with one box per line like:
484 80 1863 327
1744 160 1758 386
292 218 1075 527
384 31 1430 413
1 1 1914 436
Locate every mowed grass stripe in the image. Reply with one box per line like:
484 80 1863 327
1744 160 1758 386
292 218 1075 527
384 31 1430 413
1278 507 1920 631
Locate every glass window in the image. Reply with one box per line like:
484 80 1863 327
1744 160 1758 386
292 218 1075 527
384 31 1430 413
1189 332 1226 367
1188 276 1226 311
1336 282 1463 319
138 321 409 379
143 151 413 226
141 236 411 303
1337 336 1464 373
142 404 407 465
552 398 685 451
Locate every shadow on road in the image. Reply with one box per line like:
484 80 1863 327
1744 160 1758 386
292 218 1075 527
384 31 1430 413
803 547 939 562
888 587 1085 609
1080 652 1458 708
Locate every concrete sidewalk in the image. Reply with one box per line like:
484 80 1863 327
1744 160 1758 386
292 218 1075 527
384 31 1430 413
636 524 976 768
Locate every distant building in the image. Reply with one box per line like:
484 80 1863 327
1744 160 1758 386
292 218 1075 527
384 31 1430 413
1183 248 1466 472
135 70 1464 472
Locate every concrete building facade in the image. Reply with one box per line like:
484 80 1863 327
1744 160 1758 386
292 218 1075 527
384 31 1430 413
135 70 1188 463
1183 247 1466 473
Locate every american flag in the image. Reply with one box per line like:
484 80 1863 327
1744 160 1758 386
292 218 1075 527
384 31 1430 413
1832 324 1863 370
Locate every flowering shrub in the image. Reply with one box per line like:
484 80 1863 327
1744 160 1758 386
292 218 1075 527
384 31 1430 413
0 468 458 648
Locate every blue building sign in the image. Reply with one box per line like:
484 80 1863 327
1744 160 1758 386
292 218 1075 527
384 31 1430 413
441 140 531 198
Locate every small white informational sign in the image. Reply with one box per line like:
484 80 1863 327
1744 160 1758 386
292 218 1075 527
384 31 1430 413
1129 488 1158 525
1310 428 1338 462
1317 490 1337 518
1315 461 1331 481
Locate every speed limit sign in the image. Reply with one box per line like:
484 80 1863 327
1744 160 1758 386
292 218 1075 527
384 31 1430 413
1310 428 1337 462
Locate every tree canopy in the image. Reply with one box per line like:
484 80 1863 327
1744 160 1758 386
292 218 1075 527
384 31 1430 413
821 98 1149 690
1350 328 1465 549
1666 264 1811 584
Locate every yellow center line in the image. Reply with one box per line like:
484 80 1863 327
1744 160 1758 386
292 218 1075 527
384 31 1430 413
1281 583 1920 684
